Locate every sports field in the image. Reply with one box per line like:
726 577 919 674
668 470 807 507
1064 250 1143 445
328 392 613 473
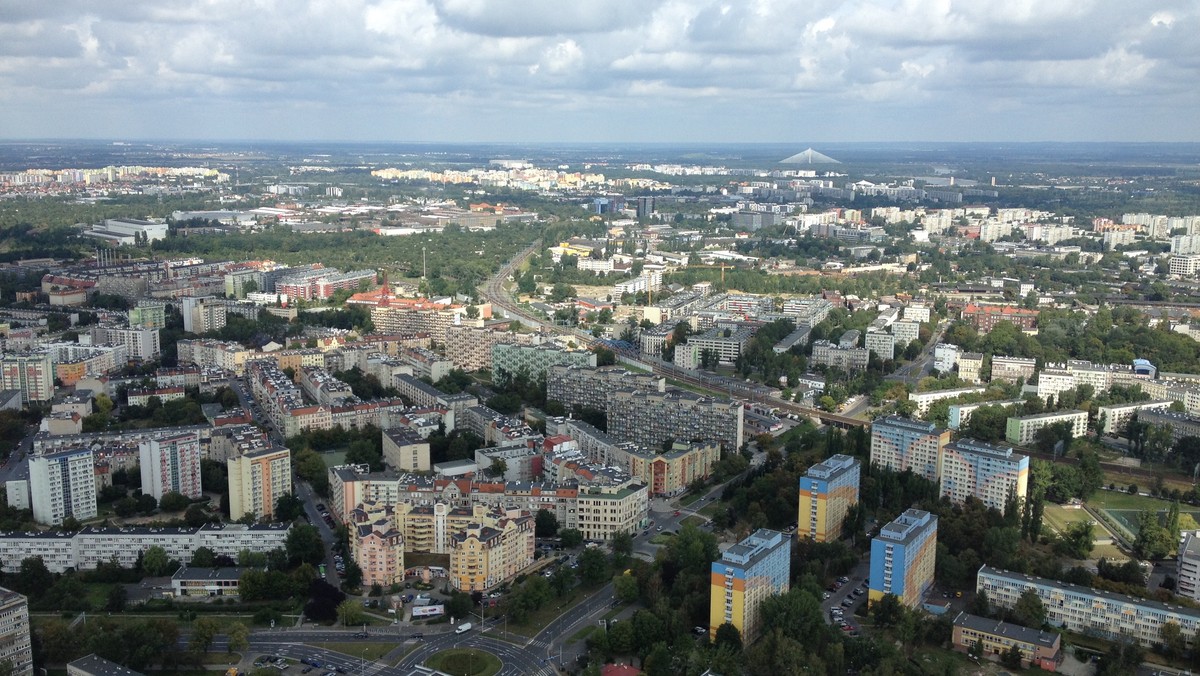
1042 504 1092 535
1087 488 1200 537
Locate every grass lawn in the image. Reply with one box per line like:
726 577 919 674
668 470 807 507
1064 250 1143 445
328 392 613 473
679 492 703 507
506 590 591 638
425 648 502 676
568 626 595 643
1090 543 1131 561
1041 505 1092 535
649 533 675 545
681 515 707 528
1088 489 1176 512
309 642 400 662
697 502 721 517
321 450 348 468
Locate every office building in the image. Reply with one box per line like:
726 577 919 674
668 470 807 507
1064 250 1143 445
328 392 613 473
938 440 1028 514
383 427 431 472
1004 410 1088 446
1170 255 1200 277
0 588 32 676
29 447 97 526
227 446 292 521
869 509 937 608
869 416 950 483
951 612 1061 671
709 529 790 644
139 432 203 500
797 454 860 542
574 481 650 541
0 352 54 404
170 567 243 599
977 564 1200 649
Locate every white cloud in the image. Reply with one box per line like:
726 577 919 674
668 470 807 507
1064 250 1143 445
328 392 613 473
0 0 1195 141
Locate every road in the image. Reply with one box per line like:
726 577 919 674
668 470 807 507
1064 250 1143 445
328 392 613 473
885 320 948 386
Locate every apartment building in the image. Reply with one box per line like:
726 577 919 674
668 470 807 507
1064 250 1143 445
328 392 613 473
869 417 951 483
708 529 790 644
491 343 597 384
139 432 203 500
349 502 406 589
1004 410 1088 446
553 419 719 497
908 386 986 417
892 319 920 347
227 446 292 521
865 330 895 360
545 365 665 413
181 296 226 333
574 481 650 541
129 302 167 330
383 427 431 472
0 352 54 404
933 343 960 373
686 324 758 364
29 447 97 526
0 523 291 573
957 352 984 383
977 564 1200 649
797 454 860 542
91 326 161 361
961 304 1038 331
396 347 453 383
951 612 1061 671
370 302 474 345
1134 409 1200 444
0 588 31 676
1177 531 1200 603
444 325 540 372
869 509 937 608
449 513 535 592
810 339 869 372
939 439 1028 514
177 339 254 375
947 399 1024 430
606 388 744 451
990 356 1037 384
1096 400 1174 435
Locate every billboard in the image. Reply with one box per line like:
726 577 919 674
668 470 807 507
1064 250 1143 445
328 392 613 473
411 605 445 618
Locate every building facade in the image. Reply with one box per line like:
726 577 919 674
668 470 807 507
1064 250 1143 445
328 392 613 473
0 588 31 676
606 389 744 451
869 417 951 483
709 529 790 644
797 454 860 543
448 513 535 592
869 508 937 608
29 447 97 526
951 612 1061 671
0 352 53 404
1004 410 1088 446
226 446 292 521
139 432 203 500
938 440 1028 514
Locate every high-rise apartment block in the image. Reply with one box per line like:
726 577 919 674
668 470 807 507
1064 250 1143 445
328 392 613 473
382 427 430 472
0 352 54 403
709 529 790 644
227 446 292 521
129 301 167 330
449 513 536 592
797 454 860 542
29 448 97 525
607 388 744 451
869 508 937 608
1005 410 1088 446
939 440 1028 514
0 587 32 676
545 364 666 413
181 296 226 334
491 343 597 384
869 416 950 483
139 432 203 500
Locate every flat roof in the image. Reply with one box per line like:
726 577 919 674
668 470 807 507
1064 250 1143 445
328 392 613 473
953 611 1059 648
979 564 1200 621
68 654 145 676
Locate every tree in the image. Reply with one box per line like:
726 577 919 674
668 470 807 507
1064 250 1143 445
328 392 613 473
577 547 608 585
343 560 363 590
286 524 325 566
227 622 250 654
142 545 172 576
535 509 559 537
274 493 304 522
968 589 991 617
612 573 638 603
1001 643 1024 669
489 458 508 478
336 599 364 627
1161 620 1185 660
1133 510 1175 560
190 616 221 654
1012 588 1046 628
185 504 210 528
447 591 473 620
610 530 633 566
13 557 52 598
1053 520 1095 559
714 622 742 652
105 584 127 612
559 528 583 548
191 546 216 568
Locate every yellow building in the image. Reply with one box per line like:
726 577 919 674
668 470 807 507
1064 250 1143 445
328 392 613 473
449 513 535 592
797 454 860 542
227 447 292 521
348 502 405 588
709 529 790 645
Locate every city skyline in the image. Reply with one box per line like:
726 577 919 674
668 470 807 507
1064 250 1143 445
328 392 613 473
2 1 1198 143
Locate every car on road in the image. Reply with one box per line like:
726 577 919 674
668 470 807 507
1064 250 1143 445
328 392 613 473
656 526 663 531
841 599 853 607
301 668 312 674
822 592 831 600
674 510 681 516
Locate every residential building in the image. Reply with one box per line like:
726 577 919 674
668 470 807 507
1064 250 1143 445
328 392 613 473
933 343 960 373
797 454 860 542
226 446 292 521
0 588 31 676
938 440 1028 514
869 417 950 483
865 330 895 360
908 386 986 417
1005 410 1088 446
0 352 53 404
29 447 96 525
957 352 984 383
449 513 536 592
546 365 665 413
139 432 203 500
708 529 790 644
574 481 650 541
383 427 431 472
1177 530 1200 603
961 304 1038 331
491 343 597 384
990 356 1036 384
977 564 1200 649
904 303 931 323
1096 400 1174 435
129 301 168 331
181 296 226 334
1138 409 1200 444
950 612 1061 671
810 339 869 372
869 509 937 608
445 325 540 372
349 502 406 589
606 388 744 451
91 326 161 361
892 319 920 346
68 654 142 676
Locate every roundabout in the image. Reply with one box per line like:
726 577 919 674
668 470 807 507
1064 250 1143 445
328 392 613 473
424 648 503 676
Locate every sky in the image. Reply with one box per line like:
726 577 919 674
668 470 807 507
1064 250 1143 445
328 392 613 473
2 0 1199 143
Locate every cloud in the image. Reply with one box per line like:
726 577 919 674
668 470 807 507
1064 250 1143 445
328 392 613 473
0 0 1196 141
